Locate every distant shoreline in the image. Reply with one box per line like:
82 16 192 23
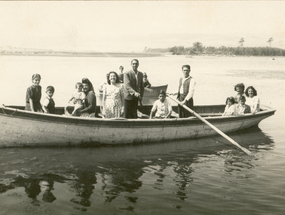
0 51 162 58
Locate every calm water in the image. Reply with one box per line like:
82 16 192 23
0 55 285 214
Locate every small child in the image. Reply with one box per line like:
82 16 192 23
234 83 245 104
25 73 43 112
42 86 55 114
236 96 251 115
150 90 172 119
67 82 86 116
222 96 236 116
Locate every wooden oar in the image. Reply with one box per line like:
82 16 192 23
167 95 253 156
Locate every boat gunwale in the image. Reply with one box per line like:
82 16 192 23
0 104 276 127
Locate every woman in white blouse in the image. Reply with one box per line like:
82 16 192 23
245 86 260 114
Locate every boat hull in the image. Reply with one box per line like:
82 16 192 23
0 105 275 147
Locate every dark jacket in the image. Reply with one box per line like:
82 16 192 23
124 70 144 100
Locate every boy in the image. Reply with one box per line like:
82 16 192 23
150 90 172 119
236 96 251 115
42 86 55 114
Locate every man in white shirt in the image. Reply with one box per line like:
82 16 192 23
177 65 196 118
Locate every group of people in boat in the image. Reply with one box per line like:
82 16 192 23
222 83 260 116
25 58 258 119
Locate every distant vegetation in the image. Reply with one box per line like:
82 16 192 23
145 41 285 56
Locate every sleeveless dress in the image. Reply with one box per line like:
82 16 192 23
103 84 124 118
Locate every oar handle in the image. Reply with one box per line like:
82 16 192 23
167 95 253 156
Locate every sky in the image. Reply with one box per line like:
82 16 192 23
0 1 285 52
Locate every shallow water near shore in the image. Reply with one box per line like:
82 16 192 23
0 55 285 214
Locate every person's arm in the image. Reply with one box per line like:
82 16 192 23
68 96 74 104
149 101 157 119
29 98 35 112
139 73 144 100
120 85 124 115
183 78 196 103
124 72 139 97
101 86 106 117
42 98 49 113
251 97 260 114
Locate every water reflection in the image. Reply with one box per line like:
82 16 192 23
0 127 275 213
69 170 96 211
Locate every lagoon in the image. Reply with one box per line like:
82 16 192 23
0 55 284 214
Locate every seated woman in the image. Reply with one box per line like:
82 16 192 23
222 96 236 116
78 78 97 117
149 90 172 119
235 96 251 115
102 71 124 118
234 83 245 103
245 86 260 114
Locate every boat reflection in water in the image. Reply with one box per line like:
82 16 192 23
0 127 274 213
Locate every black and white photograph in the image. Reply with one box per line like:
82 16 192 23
0 1 284 214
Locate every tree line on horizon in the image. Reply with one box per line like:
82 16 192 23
145 38 285 56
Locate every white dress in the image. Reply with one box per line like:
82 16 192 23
103 84 124 118
246 96 260 113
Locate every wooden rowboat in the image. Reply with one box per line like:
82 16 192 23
0 104 275 147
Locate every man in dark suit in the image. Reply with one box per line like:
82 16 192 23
124 59 144 119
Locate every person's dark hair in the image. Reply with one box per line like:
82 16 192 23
245 86 257 97
107 71 120 84
82 78 94 92
182 65 191 70
158 90 166 96
240 95 246 101
32 73 41 80
234 83 245 93
46 86 55 93
131 59 139 64
226 96 235 104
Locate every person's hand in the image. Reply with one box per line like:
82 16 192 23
134 92 140 98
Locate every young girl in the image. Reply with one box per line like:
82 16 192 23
234 83 245 103
102 71 124 118
222 96 236 116
67 82 86 116
25 74 43 112
42 86 55 114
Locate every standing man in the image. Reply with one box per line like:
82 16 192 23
124 59 144 119
177 65 196 118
